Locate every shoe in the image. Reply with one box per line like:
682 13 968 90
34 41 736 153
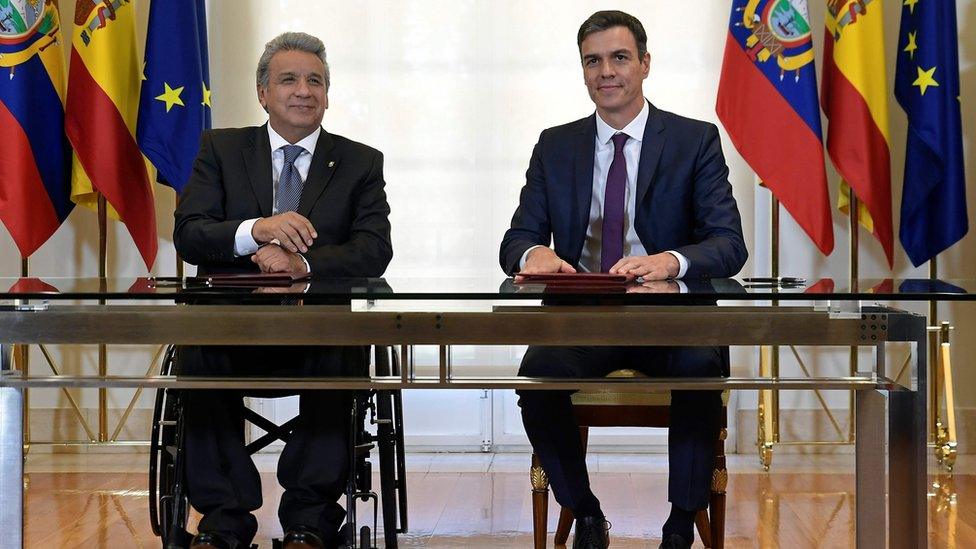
572 515 610 549
283 525 327 549
659 533 692 549
190 532 233 549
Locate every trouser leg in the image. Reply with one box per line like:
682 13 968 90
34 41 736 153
662 347 724 510
277 390 353 541
517 346 621 517
184 390 261 546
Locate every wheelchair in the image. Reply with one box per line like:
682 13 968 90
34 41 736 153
149 345 408 548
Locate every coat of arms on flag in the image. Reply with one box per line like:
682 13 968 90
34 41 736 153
717 0 834 256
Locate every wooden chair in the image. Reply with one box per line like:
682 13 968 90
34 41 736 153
530 369 728 548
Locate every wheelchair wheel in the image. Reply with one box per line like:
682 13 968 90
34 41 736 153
374 346 407 547
149 345 192 548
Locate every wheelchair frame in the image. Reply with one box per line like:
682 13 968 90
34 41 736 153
148 345 408 548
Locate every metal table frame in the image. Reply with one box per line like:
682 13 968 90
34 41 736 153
0 302 928 549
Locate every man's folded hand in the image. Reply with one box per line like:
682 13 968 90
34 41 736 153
252 211 317 253
252 243 308 276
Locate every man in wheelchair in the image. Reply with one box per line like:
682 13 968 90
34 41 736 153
170 31 393 549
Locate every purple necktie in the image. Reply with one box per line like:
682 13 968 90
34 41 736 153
601 133 629 272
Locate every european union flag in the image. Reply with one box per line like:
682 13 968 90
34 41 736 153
895 0 967 267
137 0 211 194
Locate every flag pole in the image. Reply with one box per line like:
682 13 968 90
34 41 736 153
930 258 938 442
97 194 108 442
176 193 184 278
757 188 779 471
20 257 30 456
848 193 859 444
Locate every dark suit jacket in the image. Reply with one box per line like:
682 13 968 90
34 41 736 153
499 104 747 376
174 124 393 377
500 103 746 278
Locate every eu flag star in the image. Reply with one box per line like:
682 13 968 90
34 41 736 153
903 31 918 59
904 0 920 14
912 65 939 96
155 82 185 112
201 82 212 107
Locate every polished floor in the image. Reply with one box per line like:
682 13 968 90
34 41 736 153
22 452 972 548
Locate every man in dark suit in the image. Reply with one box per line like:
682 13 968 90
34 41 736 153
174 32 392 549
499 11 746 549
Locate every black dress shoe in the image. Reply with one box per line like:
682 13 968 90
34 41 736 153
572 515 610 549
283 525 327 549
190 532 233 549
659 533 692 549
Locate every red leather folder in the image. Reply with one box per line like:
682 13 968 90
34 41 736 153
516 272 636 284
203 273 310 287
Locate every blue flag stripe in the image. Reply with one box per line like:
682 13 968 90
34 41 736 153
0 54 73 221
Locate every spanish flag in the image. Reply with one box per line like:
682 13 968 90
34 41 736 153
65 0 156 269
821 0 893 267
0 0 73 258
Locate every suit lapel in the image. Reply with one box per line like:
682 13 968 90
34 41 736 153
572 115 597 263
243 125 274 217
636 102 666 207
297 130 339 218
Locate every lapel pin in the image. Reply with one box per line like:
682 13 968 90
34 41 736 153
328 161 335 168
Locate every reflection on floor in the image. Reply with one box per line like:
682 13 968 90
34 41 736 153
23 453 970 548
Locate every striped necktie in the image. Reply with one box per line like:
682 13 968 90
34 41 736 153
275 144 305 213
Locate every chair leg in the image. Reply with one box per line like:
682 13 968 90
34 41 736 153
710 424 729 549
531 453 549 549
694 510 712 548
709 492 726 549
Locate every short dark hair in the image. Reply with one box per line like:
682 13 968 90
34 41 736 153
577 10 648 59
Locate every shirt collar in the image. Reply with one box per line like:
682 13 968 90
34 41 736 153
267 123 321 155
595 99 649 145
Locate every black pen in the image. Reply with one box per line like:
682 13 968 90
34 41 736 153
741 277 806 284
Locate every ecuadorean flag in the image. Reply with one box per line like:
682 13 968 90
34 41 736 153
0 0 72 258
137 0 211 194
821 0 893 267
716 0 834 256
66 0 156 270
895 0 968 266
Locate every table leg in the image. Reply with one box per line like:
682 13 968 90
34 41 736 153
855 389 886 549
0 343 23 548
888 321 928 549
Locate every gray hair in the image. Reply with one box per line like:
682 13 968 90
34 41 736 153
256 32 330 90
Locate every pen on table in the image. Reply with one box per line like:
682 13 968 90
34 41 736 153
741 277 806 284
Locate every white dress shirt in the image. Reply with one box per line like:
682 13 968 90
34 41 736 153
521 101 689 277
233 124 320 272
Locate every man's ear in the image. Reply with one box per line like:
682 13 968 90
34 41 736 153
257 84 269 113
642 51 651 78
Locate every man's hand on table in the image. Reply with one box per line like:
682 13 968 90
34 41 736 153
609 253 679 281
515 247 576 282
251 211 317 253
252 243 308 276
